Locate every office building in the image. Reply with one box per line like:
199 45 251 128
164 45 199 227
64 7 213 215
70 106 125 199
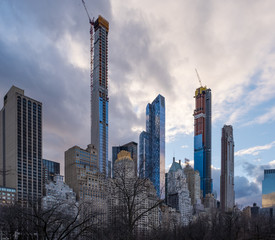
194 86 212 197
65 144 107 223
43 159 60 183
90 16 109 176
139 94 165 198
262 169 275 208
183 162 201 206
0 187 16 205
112 141 137 177
220 125 235 212
0 86 42 204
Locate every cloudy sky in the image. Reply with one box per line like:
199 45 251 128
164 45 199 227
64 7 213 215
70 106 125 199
1 0 275 207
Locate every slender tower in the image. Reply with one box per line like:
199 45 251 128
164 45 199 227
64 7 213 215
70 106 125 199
194 86 212 197
91 16 109 175
220 125 235 212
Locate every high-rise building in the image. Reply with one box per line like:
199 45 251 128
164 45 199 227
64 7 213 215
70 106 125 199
0 86 43 204
194 86 212 197
64 144 107 222
43 159 60 183
90 16 109 176
262 169 275 208
220 125 235 212
112 141 138 177
139 94 165 198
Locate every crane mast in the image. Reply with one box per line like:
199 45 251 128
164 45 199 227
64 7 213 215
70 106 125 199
195 68 203 87
81 0 95 98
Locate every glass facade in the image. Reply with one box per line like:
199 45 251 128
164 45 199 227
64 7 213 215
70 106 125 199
262 169 275 208
139 95 165 198
43 159 60 182
91 16 109 176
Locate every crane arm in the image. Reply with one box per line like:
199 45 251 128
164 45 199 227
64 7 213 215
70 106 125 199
82 0 93 24
195 68 202 87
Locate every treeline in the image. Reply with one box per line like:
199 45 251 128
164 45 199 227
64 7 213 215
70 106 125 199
1 203 275 240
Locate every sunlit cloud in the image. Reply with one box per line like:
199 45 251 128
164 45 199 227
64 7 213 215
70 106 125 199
235 141 275 156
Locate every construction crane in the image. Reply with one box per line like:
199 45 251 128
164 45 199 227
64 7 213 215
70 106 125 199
195 68 203 87
81 0 95 92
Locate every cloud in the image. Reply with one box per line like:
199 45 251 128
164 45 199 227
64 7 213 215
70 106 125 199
181 145 189 149
235 141 275 156
245 106 275 126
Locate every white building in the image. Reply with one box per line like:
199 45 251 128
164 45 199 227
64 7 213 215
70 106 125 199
166 158 193 226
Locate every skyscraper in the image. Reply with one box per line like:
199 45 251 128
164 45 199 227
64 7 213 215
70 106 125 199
139 94 165 198
220 125 235 212
91 16 109 176
194 86 212 197
0 86 43 204
262 169 275 208
112 141 138 177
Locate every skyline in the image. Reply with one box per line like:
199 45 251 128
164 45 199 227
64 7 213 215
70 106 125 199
1 0 275 207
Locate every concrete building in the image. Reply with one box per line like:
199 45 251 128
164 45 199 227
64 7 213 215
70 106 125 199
194 86 212 197
0 86 43 204
108 150 160 237
220 125 235 212
65 144 107 223
166 158 193 226
112 141 138 177
160 203 181 231
139 94 165 198
183 161 201 206
0 186 16 205
43 159 60 183
262 169 275 208
90 16 109 176
203 193 217 210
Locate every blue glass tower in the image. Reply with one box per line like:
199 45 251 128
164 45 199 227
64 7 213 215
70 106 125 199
139 94 165 198
262 169 275 208
91 16 109 176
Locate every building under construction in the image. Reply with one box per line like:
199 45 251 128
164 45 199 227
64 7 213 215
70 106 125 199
194 86 212 197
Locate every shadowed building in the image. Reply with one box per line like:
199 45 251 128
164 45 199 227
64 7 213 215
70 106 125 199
194 86 212 197
0 86 43 204
220 125 235 212
43 159 60 183
139 94 165 198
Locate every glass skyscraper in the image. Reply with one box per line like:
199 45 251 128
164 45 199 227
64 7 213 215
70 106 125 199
91 16 109 176
194 86 212 197
262 169 275 208
139 94 165 198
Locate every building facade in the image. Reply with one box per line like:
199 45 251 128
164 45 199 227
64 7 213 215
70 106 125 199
0 186 16 205
112 141 138 177
166 158 193 226
183 163 201 206
194 86 212 197
0 86 42 204
91 16 109 176
139 94 165 198
220 125 235 212
43 159 60 183
262 169 275 208
109 150 160 237
65 144 107 223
